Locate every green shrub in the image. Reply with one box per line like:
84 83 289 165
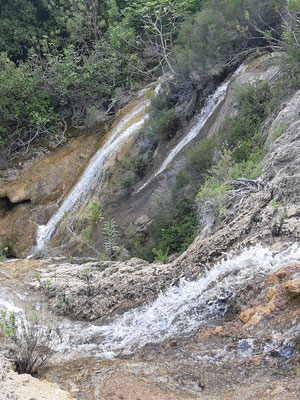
0 53 57 155
146 108 180 141
0 309 60 376
150 212 197 256
219 80 271 162
87 201 104 227
120 172 135 189
153 247 169 264
174 0 283 78
131 155 148 177
229 154 263 180
236 81 272 118
155 109 180 141
127 231 154 262
197 147 263 229
150 91 173 112
186 136 217 176
144 90 180 142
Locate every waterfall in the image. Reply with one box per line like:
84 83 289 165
136 64 246 193
34 64 246 250
35 84 162 251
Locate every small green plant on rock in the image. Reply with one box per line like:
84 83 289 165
55 292 73 314
0 247 8 261
272 122 287 141
271 199 289 236
153 247 169 264
271 199 279 208
35 273 51 297
103 216 119 259
82 268 92 297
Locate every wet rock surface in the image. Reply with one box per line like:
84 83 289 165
0 131 101 257
0 247 299 399
39 262 299 399
29 257 198 322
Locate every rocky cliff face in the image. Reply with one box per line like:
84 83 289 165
0 131 102 257
0 53 284 258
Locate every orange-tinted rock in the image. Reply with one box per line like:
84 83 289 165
0 132 101 257
101 372 185 400
213 326 224 334
284 278 300 298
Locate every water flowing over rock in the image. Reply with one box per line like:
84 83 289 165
0 54 281 257
1 243 299 399
0 133 101 257
35 84 161 253
136 64 247 193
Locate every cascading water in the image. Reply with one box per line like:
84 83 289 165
35 83 162 251
89 243 300 357
35 65 245 250
136 64 247 193
1 244 299 363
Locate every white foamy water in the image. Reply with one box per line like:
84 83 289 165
35 84 162 251
1 244 299 359
59 243 300 357
91 243 299 356
136 64 246 193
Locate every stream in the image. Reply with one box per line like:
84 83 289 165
1 243 299 363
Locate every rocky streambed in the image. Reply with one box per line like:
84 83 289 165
0 242 299 399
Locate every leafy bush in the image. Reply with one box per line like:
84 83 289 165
132 155 148 177
174 0 283 78
150 212 198 256
144 91 180 141
186 136 217 177
0 53 58 158
197 148 263 230
0 309 60 376
87 201 104 227
155 109 180 141
219 80 272 161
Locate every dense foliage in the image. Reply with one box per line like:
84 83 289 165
0 0 205 162
3 0 298 163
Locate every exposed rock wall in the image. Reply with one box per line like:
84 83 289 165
0 131 102 257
